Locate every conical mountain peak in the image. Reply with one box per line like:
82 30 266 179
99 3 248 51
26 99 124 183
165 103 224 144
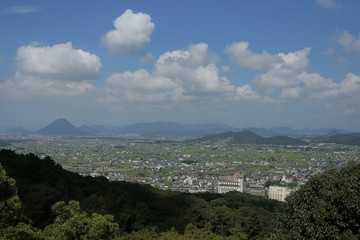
36 118 90 136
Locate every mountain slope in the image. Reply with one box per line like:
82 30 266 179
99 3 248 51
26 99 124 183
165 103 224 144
316 132 360 146
36 118 90 136
117 121 190 136
195 130 308 145
7 127 32 135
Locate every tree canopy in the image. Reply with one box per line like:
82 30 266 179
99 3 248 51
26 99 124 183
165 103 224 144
0 149 279 239
270 161 360 240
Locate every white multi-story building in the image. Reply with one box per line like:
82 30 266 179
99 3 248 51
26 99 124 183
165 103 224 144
217 173 244 194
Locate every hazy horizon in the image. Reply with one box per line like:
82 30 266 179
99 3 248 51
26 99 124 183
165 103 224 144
0 117 358 133
1 1 360 131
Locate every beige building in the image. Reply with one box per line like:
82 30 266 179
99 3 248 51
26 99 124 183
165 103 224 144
268 186 293 202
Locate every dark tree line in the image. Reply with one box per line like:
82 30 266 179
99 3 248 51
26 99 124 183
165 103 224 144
0 149 278 239
3 148 358 239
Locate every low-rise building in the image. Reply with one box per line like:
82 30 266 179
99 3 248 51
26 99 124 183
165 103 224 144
217 172 244 194
245 184 267 197
268 185 292 201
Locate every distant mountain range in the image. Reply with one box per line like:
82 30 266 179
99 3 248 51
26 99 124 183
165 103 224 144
114 121 239 136
7 127 32 135
194 130 309 145
1 118 358 142
314 133 360 146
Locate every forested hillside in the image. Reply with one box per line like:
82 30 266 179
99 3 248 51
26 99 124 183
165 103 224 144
1 149 360 239
0 149 279 239
315 132 360 146
269 161 360 239
195 131 308 145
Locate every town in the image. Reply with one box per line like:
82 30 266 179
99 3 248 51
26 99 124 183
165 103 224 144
2 133 359 201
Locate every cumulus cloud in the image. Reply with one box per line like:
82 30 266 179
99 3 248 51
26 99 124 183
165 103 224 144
104 43 256 103
315 0 341 9
1 73 95 99
254 47 311 89
102 9 155 56
0 42 101 99
225 42 279 70
235 85 260 100
280 87 302 99
16 42 101 79
105 69 182 102
316 73 360 99
244 42 360 105
336 30 360 52
154 43 231 95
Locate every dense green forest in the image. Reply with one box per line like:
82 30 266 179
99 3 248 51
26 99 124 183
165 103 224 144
1 149 359 239
269 161 360 239
0 149 279 239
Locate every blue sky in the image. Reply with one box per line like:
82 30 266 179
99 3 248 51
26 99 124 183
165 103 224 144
1 0 360 130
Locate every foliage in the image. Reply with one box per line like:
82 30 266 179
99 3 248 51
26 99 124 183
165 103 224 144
0 149 279 239
120 223 246 240
269 161 360 240
0 164 23 230
1 223 44 240
0 164 44 239
43 200 120 240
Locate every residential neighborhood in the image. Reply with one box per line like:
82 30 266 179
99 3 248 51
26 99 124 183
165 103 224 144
1 132 358 201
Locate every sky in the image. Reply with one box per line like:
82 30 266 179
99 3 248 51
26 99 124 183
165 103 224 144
1 0 360 130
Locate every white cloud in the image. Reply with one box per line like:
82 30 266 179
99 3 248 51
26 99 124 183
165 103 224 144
315 0 341 9
253 53 360 104
102 9 155 56
225 42 278 70
1 42 101 99
298 72 334 91
16 42 101 79
155 43 232 95
104 43 255 103
105 69 182 102
243 45 359 107
107 69 177 91
254 48 311 89
280 87 302 99
1 6 42 14
235 85 260 100
277 48 311 71
1 73 95 99
309 73 360 99
329 73 360 97
336 30 360 52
